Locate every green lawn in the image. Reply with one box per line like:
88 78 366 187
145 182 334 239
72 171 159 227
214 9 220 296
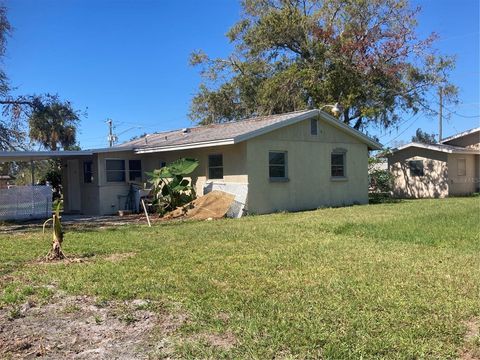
1 197 480 359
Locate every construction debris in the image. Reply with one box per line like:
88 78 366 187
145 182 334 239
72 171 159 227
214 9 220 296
164 191 235 221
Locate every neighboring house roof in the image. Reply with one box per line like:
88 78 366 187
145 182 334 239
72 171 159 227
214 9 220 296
0 148 129 162
440 127 480 144
391 142 480 155
123 109 382 153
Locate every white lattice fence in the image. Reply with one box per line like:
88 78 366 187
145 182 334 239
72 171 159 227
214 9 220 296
0 185 52 221
203 182 248 218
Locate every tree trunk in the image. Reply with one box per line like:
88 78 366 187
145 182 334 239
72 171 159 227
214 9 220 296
47 214 65 260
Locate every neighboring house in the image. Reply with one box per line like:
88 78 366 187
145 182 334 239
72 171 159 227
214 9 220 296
0 109 381 215
388 127 480 198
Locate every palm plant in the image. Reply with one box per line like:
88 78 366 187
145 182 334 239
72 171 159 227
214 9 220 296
146 158 199 215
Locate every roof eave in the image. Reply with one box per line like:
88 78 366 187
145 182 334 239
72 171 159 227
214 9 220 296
134 138 235 154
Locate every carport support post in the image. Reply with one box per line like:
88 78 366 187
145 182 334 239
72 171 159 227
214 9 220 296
30 160 35 185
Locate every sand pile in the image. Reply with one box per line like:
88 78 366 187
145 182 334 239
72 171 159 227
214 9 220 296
164 190 235 220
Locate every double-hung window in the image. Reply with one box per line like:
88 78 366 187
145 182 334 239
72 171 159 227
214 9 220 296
129 160 142 182
269 151 288 180
331 151 346 178
208 154 223 179
106 159 125 182
408 160 424 177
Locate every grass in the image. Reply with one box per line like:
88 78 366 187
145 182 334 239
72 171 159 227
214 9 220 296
1 197 479 359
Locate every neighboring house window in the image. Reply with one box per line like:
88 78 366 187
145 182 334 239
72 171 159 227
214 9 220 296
106 159 125 182
408 160 424 177
310 118 318 135
208 154 223 179
331 151 346 177
129 160 142 182
269 151 288 179
457 158 466 176
83 161 93 183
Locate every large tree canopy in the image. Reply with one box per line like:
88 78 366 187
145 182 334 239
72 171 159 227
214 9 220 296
189 0 456 130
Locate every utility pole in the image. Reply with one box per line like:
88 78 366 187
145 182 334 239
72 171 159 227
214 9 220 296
438 87 443 142
106 119 116 147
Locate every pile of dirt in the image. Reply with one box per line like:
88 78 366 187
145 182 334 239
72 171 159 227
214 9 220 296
164 190 235 221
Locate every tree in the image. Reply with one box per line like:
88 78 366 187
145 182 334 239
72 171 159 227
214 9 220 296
190 0 456 130
411 128 437 144
28 98 80 151
0 6 82 151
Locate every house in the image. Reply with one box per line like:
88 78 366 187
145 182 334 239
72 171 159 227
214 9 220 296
0 109 381 216
387 127 480 198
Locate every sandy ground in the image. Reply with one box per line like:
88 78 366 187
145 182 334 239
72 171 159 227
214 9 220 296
0 292 185 359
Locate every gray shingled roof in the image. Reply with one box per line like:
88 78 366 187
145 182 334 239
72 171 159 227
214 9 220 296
120 110 314 149
120 109 381 151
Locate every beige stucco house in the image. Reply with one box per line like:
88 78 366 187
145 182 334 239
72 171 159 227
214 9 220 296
0 109 381 215
387 127 480 198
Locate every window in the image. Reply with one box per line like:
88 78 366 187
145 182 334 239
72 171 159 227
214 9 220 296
106 159 125 182
159 160 166 168
129 160 142 182
408 160 424 177
208 154 223 179
83 161 93 183
310 118 318 135
457 158 466 176
269 151 287 179
331 152 346 177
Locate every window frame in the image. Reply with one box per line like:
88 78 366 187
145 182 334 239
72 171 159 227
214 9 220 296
105 159 126 183
83 161 93 184
457 158 466 176
408 160 424 177
331 149 347 179
208 154 224 180
268 151 288 181
128 159 142 182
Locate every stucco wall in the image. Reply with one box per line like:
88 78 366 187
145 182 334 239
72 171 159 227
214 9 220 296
245 117 369 214
388 148 449 198
447 153 477 195
94 144 248 215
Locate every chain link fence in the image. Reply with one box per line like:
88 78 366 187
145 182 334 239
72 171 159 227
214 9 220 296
0 185 52 221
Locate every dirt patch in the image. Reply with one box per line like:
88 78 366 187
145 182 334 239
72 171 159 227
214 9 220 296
103 252 136 262
190 331 237 350
164 191 235 221
0 293 187 359
460 318 480 360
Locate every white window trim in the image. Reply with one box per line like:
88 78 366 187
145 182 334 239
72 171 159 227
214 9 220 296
269 151 289 182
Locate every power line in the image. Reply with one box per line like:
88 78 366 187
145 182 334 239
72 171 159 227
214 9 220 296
384 114 420 146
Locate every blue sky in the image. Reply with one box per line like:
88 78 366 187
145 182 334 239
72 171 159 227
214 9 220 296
5 0 479 149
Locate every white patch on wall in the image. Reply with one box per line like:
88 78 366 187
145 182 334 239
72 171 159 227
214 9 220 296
203 182 248 218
